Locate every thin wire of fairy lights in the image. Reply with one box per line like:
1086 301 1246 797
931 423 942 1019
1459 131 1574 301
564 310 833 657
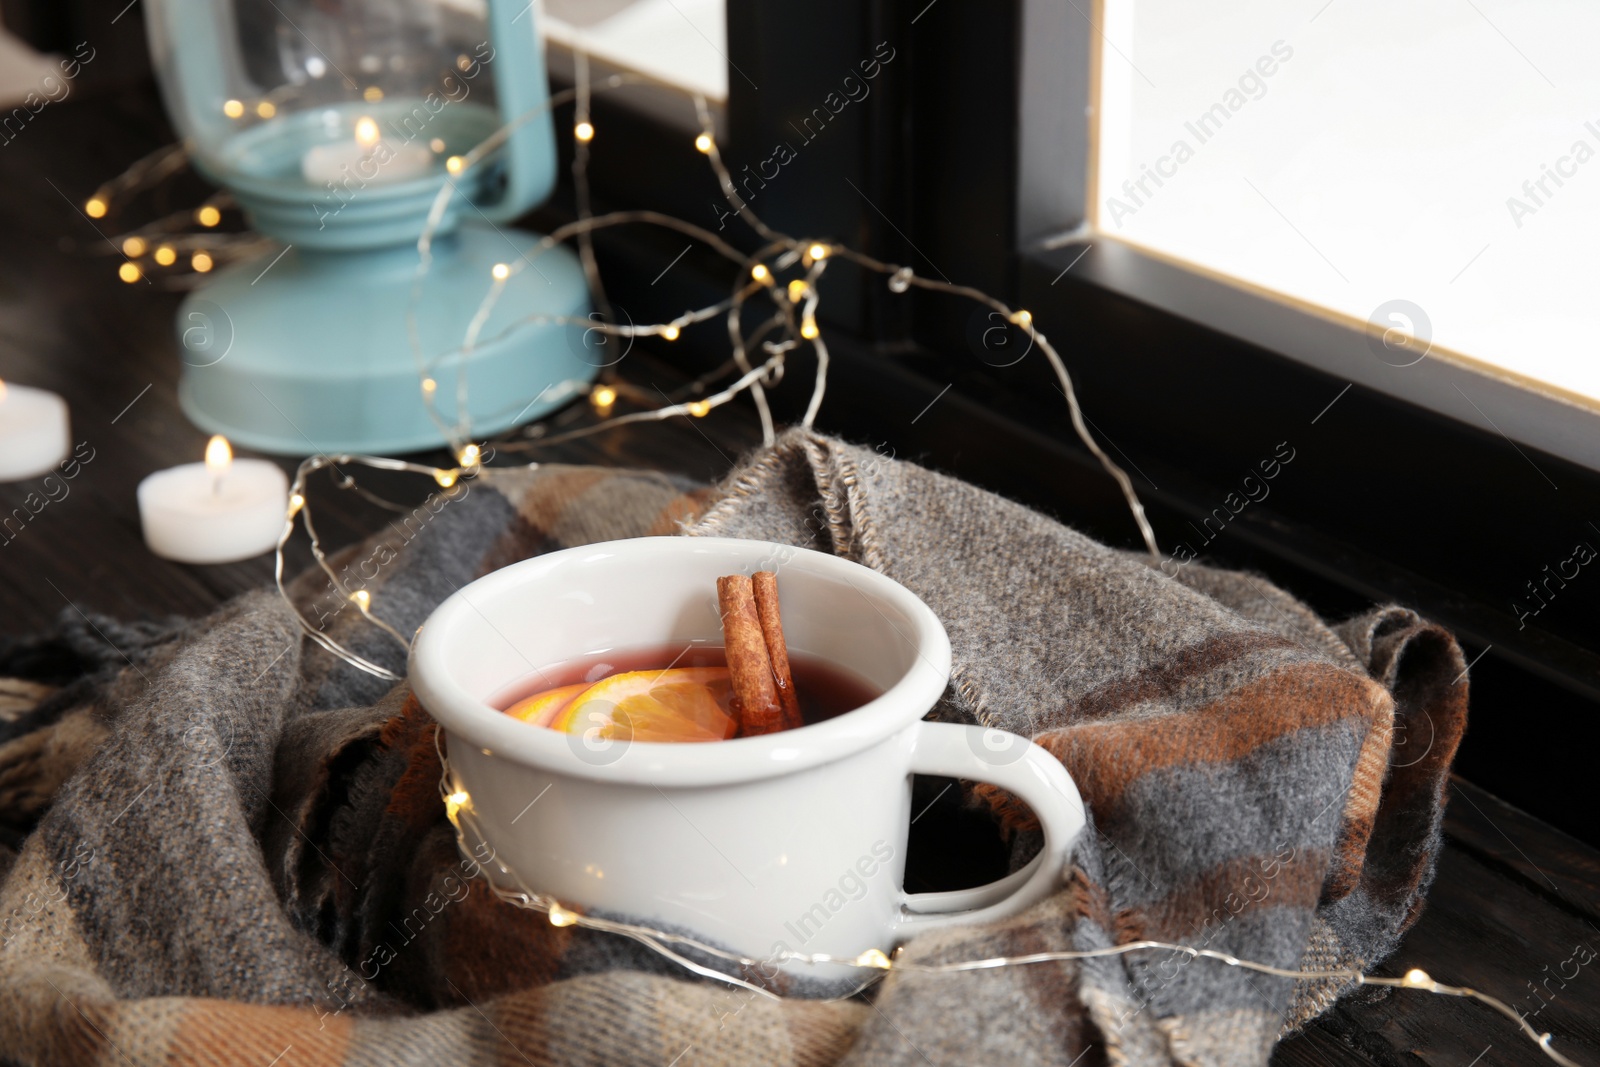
87 57 1585 1067
401 77 1158 553
410 91 1149 560
434 750 1584 1067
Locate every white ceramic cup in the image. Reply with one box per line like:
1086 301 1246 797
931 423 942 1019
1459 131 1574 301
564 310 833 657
410 536 1086 976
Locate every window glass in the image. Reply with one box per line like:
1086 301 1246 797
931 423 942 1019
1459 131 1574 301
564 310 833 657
543 0 727 101
1096 0 1600 404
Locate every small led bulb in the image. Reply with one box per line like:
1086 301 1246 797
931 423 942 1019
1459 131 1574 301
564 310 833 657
801 316 819 340
574 121 595 142
434 468 458 489
154 246 177 266
349 588 372 610
695 133 714 153
222 99 245 118
118 262 142 284
491 262 511 281
687 400 711 417
548 903 579 927
751 263 771 283
590 384 618 411
85 197 108 218
122 236 147 257
446 156 466 174
1009 309 1033 329
191 252 214 273
807 243 830 262
457 443 482 468
787 279 808 303
444 790 468 819
660 325 680 341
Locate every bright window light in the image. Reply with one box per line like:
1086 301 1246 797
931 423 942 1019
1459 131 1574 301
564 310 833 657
543 0 728 102
1096 0 1600 405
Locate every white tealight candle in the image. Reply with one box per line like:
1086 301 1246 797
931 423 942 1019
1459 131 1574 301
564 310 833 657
0 379 71 482
301 114 434 186
138 436 289 564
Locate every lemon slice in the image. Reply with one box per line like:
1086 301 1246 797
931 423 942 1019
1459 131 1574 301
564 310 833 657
555 667 735 743
506 682 589 727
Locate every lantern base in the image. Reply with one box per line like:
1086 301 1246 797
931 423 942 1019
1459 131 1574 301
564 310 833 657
174 224 595 456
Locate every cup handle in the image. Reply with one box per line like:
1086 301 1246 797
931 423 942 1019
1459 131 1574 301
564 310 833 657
894 721 1086 936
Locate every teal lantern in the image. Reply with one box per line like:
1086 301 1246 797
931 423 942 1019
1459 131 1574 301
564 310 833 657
144 0 593 454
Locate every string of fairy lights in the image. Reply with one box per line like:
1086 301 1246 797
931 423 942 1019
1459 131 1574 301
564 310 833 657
435 751 1582 1067
87 62 1587 1067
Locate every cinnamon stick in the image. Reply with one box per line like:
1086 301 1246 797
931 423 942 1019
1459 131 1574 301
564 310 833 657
716 574 784 736
752 571 803 731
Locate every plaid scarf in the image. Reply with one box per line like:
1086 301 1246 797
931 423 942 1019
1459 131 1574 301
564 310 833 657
0 431 1465 1066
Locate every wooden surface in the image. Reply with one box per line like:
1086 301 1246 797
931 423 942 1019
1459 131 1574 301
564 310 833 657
2 89 1597 1067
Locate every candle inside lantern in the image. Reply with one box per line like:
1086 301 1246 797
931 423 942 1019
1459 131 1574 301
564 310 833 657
300 114 434 186
0 379 71 482
137 435 289 563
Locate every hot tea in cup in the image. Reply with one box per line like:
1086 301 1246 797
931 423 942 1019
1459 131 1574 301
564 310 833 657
494 645 879 739
496 570 875 743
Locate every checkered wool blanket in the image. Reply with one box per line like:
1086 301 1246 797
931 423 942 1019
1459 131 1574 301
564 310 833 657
0 430 1466 1066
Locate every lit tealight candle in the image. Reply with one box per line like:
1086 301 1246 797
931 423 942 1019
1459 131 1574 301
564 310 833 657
137 436 289 563
0 379 71 482
300 115 434 186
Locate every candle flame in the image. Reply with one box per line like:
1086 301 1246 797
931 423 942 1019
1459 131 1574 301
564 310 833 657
205 435 233 476
354 116 381 149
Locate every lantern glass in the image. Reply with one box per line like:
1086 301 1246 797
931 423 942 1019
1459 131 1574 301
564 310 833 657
151 0 499 171
145 0 553 247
